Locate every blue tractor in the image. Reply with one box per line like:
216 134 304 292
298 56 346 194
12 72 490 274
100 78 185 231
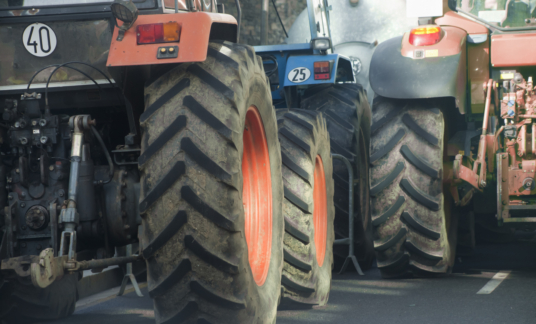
254 0 374 301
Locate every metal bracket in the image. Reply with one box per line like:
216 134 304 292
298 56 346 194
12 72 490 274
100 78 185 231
31 248 66 288
117 244 143 297
331 154 364 276
497 152 509 223
59 230 77 260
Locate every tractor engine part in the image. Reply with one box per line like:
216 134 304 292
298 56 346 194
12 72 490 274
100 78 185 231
504 125 517 139
495 73 536 222
103 168 140 246
1 97 72 260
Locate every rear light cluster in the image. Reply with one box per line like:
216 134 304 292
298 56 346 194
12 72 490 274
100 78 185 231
137 22 181 45
314 61 330 80
409 26 441 46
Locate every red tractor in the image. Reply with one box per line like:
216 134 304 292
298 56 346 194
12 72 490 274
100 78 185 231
368 0 536 277
0 0 346 322
0 0 290 323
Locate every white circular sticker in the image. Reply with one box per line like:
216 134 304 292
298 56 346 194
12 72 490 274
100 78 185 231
287 67 311 83
22 23 57 57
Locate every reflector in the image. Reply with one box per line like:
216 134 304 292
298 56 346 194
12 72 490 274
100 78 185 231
314 61 330 80
409 26 441 46
136 22 181 45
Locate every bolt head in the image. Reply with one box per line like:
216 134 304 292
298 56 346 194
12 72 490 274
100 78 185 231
49 165 54 171
31 120 37 126
20 202 25 208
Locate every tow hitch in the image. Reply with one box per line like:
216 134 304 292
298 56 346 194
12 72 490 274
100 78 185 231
1 248 141 289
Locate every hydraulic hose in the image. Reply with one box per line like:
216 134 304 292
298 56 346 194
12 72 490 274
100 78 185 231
91 126 114 184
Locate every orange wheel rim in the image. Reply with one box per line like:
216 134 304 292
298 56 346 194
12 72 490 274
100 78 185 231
313 155 328 267
242 106 272 286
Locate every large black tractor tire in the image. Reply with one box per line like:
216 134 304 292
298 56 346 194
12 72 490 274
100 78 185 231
370 97 457 278
301 84 374 270
139 42 284 324
276 109 335 306
0 274 78 323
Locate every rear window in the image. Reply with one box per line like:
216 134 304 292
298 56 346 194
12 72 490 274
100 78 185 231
456 0 536 29
0 0 112 8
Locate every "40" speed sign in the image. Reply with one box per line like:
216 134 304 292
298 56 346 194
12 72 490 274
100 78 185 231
22 23 57 57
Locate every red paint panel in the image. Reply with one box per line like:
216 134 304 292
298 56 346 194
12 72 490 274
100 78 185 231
435 11 488 35
107 12 236 67
491 33 536 67
401 26 466 58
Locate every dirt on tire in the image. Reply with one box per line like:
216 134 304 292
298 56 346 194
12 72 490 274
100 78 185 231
370 97 456 278
301 84 374 270
276 109 335 306
139 42 284 323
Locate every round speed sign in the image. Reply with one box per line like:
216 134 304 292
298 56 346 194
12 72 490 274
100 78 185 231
22 23 57 57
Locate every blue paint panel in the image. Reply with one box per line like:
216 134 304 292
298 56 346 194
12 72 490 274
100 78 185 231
283 54 340 87
254 43 312 53
254 43 314 101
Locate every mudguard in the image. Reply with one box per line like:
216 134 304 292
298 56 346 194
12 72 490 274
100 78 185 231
333 41 376 107
283 54 354 87
255 43 354 101
107 12 237 67
369 27 468 113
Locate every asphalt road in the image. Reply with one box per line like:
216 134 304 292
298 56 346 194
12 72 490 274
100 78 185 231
47 238 536 324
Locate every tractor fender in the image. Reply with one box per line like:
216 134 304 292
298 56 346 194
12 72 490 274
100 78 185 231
283 53 354 88
107 12 237 67
369 26 468 114
333 41 376 107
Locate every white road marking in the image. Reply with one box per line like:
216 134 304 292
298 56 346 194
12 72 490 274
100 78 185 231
476 270 511 294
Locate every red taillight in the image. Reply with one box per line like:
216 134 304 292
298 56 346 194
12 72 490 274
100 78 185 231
409 26 441 46
314 61 330 80
136 22 181 45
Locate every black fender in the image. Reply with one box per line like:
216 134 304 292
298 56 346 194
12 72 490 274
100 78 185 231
334 41 376 107
369 34 467 114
